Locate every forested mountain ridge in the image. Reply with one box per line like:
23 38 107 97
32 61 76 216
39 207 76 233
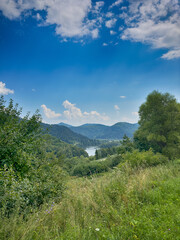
41 123 99 148
58 122 139 140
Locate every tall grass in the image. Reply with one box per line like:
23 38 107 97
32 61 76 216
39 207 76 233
1 160 180 240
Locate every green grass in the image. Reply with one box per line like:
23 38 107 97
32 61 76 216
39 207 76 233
1 160 180 240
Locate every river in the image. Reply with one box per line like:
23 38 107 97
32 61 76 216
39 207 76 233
85 146 99 156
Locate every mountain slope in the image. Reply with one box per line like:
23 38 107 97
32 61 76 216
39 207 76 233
70 124 109 139
64 122 139 140
41 123 99 148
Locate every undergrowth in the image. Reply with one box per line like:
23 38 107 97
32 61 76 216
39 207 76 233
0 159 180 240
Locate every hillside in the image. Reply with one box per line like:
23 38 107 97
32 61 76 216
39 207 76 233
59 122 139 140
43 135 88 158
41 123 99 148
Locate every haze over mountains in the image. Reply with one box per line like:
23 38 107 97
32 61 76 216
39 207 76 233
58 122 139 140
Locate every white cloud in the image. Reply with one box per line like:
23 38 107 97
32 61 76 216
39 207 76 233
106 12 114 18
0 0 21 19
105 18 117 28
94 1 104 12
103 43 108 46
0 0 103 39
161 49 180 60
120 96 126 99
114 105 120 110
41 104 61 119
62 100 109 124
63 100 83 119
120 0 180 59
91 28 99 39
1 0 179 60
109 0 123 9
110 30 116 35
0 81 14 95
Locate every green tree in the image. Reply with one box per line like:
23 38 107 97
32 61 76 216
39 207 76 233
134 91 180 159
118 134 134 154
0 97 66 215
0 96 42 176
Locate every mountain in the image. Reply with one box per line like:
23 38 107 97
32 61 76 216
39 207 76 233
70 124 109 139
58 122 73 128
98 122 139 139
41 123 99 148
60 122 139 140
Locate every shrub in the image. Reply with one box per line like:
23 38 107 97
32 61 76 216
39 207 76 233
0 164 66 217
72 161 109 177
120 149 168 169
0 97 66 216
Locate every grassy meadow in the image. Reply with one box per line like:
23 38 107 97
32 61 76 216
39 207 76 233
1 159 180 240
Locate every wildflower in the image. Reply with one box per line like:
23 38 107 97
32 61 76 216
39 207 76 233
95 228 100 231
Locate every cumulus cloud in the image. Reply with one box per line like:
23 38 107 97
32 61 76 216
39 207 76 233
120 0 180 59
40 100 109 124
0 0 21 19
120 96 126 99
0 81 14 95
110 30 116 35
114 105 120 110
62 100 109 124
1 0 179 59
41 104 61 119
0 0 103 39
105 18 117 28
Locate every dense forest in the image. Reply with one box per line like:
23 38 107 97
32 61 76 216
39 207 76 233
59 122 139 140
0 91 180 239
41 123 100 148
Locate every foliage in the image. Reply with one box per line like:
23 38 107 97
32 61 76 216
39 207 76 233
67 122 139 140
0 97 66 216
71 155 122 177
41 123 99 148
0 163 66 217
95 146 118 160
43 134 88 159
61 156 91 174
117 134 135 154
98 140 120 149
134 90 180 159
120 149 168 169
1 159 179 239
0 96 42 176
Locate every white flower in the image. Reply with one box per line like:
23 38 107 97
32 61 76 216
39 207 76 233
95 228 100 231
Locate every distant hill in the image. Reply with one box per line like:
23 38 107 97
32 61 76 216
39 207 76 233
43 134 88 158
58 122 139 140
41 123 99 148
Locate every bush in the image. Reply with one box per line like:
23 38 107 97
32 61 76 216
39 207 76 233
71 155 123 177
0 97 66 216
120 149 168 169
72 161 109 177
105 155 122 168
0 164 66 217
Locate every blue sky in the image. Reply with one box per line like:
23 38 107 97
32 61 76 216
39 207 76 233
0 0 180 125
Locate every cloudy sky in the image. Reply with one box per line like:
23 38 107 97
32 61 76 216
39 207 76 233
0 0 180 125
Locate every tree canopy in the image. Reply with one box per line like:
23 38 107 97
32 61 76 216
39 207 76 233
134 91 180 159
0 96 42 176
